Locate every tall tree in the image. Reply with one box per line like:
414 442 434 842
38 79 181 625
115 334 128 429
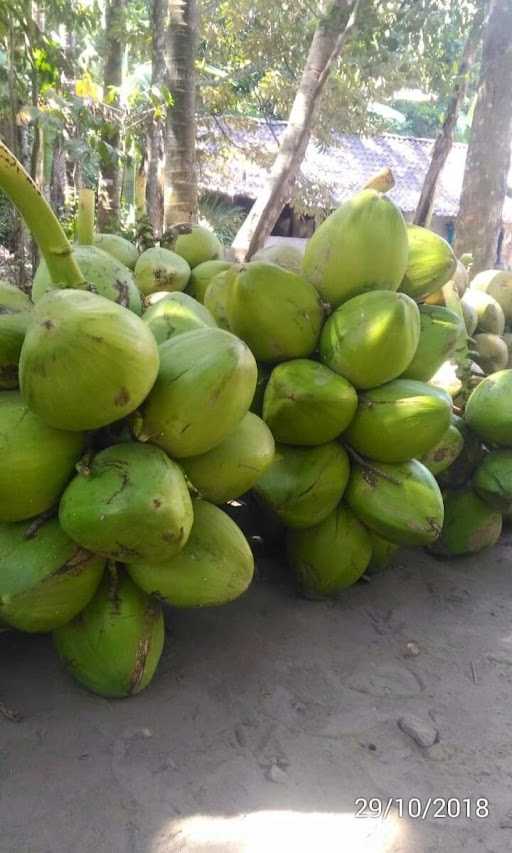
231 0 360 260
147 0 167 234
163 0 199 227
454 0 512 272
98 0 127 231
414 5 486 227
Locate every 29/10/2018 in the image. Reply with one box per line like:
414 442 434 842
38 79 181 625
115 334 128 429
354 797 490 820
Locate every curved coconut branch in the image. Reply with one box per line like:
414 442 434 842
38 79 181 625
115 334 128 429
0 140 85 287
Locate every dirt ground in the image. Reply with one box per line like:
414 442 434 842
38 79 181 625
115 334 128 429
2 538 512 853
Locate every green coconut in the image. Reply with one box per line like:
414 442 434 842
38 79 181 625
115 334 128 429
402 304 463 382
250 364 272 416
262 359 358 445
252 243 304 274
0 517 105 633
94 233 139 270
366 531 399 575
134 246 191 296
127 500 254 607
140 326 257 457
187 260 232 303
0 281 32 389
465 370 512 446
172 225 223 268
320 290 420 390
421 423 464 475
302 189 408 306
472 450 512 511
461 298 478 336
54 566 164 698
462 290 505 335
59 443 193 562
400 226 457 301
437 415 485 488
180 412 275 504
227 262 323 363
204 268 235 330
253 442 350 528
142 291 216 344
346 458 444 546
32 245 143 314
430 488 502 557
472 333 508 375
345 379 452 463
286 504 372 599
20 289 159 431
0 391 84 522
470 269 512 321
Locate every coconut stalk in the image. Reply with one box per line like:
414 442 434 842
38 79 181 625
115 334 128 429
0 140 85 287
76 188 96 246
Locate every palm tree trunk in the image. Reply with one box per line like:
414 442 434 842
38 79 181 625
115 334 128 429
147 0 167 235
163 0 199 227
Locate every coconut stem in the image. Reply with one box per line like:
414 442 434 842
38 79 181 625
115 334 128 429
77 188 96 246
345 445 401 485
0 141 85 287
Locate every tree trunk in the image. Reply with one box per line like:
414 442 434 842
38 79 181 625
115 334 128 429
50 134 67 217
147 0 167 235
454 0 512 273
414 7 486 228
163 0 199 228
97 0 126 232
231 0 360 260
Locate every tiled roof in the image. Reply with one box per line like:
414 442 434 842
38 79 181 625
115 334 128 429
198 117 512 224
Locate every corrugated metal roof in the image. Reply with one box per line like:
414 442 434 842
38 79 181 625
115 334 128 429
198 117 512 224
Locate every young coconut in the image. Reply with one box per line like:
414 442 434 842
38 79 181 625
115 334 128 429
252 243 304 274
430 488 502 557
473 450 512 511
59 443 193 563
134 246 191 296
470 269 512 322
320 291 420 390
399 226 457 302
0 391 85 522
187 260 232 303
344 379 452 463
204 268 235 330
180 412 275 504
93 233 139 270
462 290 505 335
436 415 485 489
303 189 408 306
465 369 512 446
20 289 159 431
0 281 32 389
142 291 216 345
346 458 444 546
140 326 257 458
253 442 350 528
366 531 399 575
401 304 464 382
32 245 143 314
171 224 223 268
421 423 464 475
472 333 509 374
287 504 372 599
262 359 358 446
127 500 254 607
0 517 105 633
227 262 323 363
53 566 164 698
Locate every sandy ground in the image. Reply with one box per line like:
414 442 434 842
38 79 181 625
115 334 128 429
2 538 512 853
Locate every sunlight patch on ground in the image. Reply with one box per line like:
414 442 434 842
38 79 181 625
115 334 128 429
152 809 404 853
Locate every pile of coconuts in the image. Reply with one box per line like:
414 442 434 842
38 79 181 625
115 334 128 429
1 140 511 701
